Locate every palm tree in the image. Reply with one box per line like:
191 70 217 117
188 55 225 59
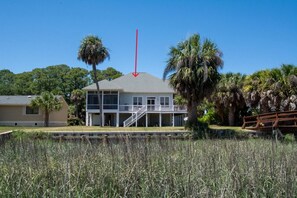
30 92 63 127
173 94 187 106
212 73 246 126
70 89 85 119
243 64 297 113
163 34 223 127
78 35 110 126
242 71 264 114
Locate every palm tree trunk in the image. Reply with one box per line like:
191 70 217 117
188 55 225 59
93 65 102 126
45 109 49 127
228 106 235 126
187 100 198 127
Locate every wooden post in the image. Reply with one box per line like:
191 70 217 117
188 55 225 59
159 113 162 127
242 116 246 129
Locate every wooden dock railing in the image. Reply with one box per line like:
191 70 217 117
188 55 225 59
242 110 297 132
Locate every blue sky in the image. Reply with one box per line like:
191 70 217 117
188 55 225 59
0 0 297 78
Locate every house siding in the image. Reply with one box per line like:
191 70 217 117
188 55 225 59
0 99 68 126
0 106 44 122
119 93 173 106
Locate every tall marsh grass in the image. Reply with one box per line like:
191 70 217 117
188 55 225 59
0 137 296 197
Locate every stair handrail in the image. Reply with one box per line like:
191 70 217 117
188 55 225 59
123 105 147 127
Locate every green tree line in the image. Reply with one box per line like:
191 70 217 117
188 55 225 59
164 33 297 127
0 64 122 124
0 65 122 101
202 64 297 126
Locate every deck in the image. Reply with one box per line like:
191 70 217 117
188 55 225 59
242 110 297 133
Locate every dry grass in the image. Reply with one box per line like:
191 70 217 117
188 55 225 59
0 137 296 197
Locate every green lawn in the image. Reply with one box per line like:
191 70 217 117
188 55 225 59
0 126 186 133
209 125 246 132
0 125 253 133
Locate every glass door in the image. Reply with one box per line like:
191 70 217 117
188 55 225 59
133 96 143 111
147 97 156 111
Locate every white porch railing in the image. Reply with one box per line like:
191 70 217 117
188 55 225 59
87 104 187 112
119 105 187 112
119 105 143 112
87 104 118 110
123 106 147 127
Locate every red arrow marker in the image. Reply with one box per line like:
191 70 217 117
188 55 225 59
132 29 139 77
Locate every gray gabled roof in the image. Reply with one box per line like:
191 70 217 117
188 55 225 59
0 95 65 106
0 95 38 105
83 79 123 91
83 72 174 93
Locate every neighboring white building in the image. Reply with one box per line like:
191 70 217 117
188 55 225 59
83 72 187 127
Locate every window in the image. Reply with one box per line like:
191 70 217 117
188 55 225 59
104 91 118 95
133 97 142 105
160 97 169 106
87 95 98 104
103 95 118 109
87 93 102 109
26 106 39 115
104 95 118 105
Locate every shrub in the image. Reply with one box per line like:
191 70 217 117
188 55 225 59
187 120 209 139
198 108 218 124
11 130 29 140
284 134 296 143
12 130 50 140
68 117 84 126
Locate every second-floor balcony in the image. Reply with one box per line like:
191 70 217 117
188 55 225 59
119 105 187 112
87 104 187 112
87 104 118 110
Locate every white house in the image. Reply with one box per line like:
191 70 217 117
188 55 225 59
83 72 187 127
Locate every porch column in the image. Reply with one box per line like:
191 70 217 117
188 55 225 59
90 114 93 126
159 113 162 127
116 112 119 127
172 113 175 127
86 112 89 126
117 91 120 110
101 91 104 126
86 91 89 126
136 113 138 127
146 113 148 127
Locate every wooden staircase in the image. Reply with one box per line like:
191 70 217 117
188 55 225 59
123 106 147 127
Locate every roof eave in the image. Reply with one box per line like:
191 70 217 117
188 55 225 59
84 88 123 91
